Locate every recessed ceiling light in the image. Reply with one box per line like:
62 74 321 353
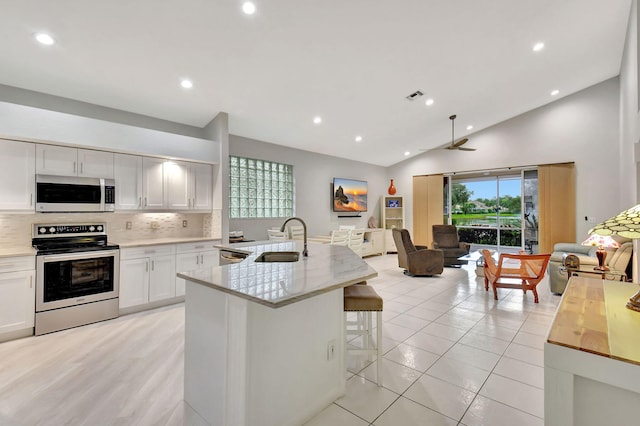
180 79 193 89
425 98 435 106
313 116 322 124
34 33 55 46
404 151 410 156
533 42 545 52
550 89 560 96
466 125 473 131
355 136 363 142
242 2 256 14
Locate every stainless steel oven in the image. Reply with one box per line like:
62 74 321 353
33 223 119 335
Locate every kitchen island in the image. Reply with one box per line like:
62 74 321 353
177 240 378 426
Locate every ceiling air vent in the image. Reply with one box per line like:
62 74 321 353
406 90 424 101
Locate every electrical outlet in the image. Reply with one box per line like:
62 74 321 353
151 221 160 229
327 339 336 361
126 221 132 230
182 220 188 228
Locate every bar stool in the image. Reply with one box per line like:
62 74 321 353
343 283 383 386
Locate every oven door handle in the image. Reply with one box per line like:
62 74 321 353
39 250 120 262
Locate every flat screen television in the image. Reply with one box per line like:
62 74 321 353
333 178 367 212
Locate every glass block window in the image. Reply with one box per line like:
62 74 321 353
229 156 294 218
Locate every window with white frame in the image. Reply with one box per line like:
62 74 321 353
229 156 294 218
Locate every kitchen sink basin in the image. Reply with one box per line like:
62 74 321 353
254 251 300 263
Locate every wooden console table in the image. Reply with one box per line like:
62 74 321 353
545 276 640 426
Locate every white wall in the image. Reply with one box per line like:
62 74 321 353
620 0 640 206
229 135 387 240
618 0 640 280
387 77 621 242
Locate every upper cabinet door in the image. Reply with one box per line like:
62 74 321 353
0 140 35 211
77 149 114 178
191 163 213 211
142 157 166 209
114 153 143 210
35 144 77 176
165 161 190 210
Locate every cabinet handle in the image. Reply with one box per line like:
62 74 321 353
144 197 147 207
151 260 155 271
80 162 84 174
196 255 200 265
200 254 204 264
145 261 149 272
30 276 33 289
73 161 77 174
30 193 33 207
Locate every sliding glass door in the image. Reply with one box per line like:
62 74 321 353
447 169 537 253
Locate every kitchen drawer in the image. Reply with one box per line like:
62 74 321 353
175 240 218 254
0 256 35 273
120 244 175 260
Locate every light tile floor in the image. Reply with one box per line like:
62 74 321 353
305 254 560 426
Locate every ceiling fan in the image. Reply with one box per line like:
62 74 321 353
445 114 475 151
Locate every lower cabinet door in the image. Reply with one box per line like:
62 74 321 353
148 255 176 302
119 258 150 309
175 253 200 297
0 270 35 333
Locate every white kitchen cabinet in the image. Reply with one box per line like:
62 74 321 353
119 257 150 309
115 155 211 212
165 161 190 210
191 162 213 211
0 256 35 338
36 144 114 178
165 161 213 211
142 157 166 209
148 254 176 302
114 153 144 210
0 140 35 211
77 149 114 178
175 241 218 296
119 245 176 310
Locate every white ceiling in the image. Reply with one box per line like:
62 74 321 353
0 0 632 166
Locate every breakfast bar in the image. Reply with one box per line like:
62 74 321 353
177 240 377 426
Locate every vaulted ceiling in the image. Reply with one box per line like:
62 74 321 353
0 0 632 166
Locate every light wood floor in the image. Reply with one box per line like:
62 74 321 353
0 304 204 426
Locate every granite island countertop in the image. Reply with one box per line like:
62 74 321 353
177 240 377 308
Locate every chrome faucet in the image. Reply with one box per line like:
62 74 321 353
280 217 308 257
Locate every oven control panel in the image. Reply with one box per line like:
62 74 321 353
34 223 106 237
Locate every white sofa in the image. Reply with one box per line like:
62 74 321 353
548 240 633 294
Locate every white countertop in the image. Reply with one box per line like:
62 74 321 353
177 240 378 308
114 237 221 248
0 247 36 258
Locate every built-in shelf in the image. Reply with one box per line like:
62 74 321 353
381 196 404 253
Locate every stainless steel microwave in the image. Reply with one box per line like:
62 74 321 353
36 175 116 212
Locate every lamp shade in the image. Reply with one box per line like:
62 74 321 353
589 204 640 239
581 234 621 249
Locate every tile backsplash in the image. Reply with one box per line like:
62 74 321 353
0 211 222 248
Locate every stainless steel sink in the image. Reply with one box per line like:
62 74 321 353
254 251 300 263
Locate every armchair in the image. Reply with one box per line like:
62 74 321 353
392 229 444 276
432 225 471 266
482 250 551 303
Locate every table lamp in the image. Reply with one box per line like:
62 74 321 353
589 204 640 312
580 234 620 271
